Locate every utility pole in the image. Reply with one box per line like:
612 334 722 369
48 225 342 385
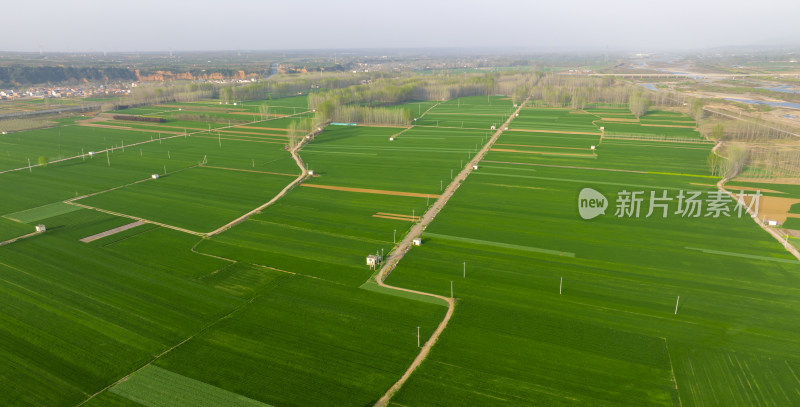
417 326 420 348
674 296 680 315
463 261 466 278
393 229 396 244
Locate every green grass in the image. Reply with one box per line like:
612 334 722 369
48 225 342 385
153 274 446 407
109 365 272 407
783 217 800 230
0 217 35 241
77 166 295 233
3 201 82 223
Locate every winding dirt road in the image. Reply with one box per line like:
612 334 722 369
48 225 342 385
372 98 529 407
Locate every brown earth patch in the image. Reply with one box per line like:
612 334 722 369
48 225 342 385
491 148 595 157
509 129 602 136
494 143 590 151
301 184 439 198
640 123 697 129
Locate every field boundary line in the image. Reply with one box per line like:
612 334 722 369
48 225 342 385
372 98 529 407
80 221 145 243
301 183 438 199
204 125 317 237
0 230 44 247
65 201 205 236
199 165 297 177
0 109 309 177
73 272 293 407
664 338 684 407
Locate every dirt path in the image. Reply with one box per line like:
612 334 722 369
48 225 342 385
372 98 529 407
0 230 43 247
204 130 314 237
714 141 800 260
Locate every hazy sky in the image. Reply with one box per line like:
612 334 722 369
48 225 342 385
4 0 799 52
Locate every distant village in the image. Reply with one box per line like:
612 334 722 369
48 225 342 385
0 84 131 100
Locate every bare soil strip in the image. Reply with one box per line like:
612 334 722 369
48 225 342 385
731 177 800 185
372 98 529 407
640 123 697 129
372 213 420 222
494 143 590 151
602 136 711 145
235 126 290 132
491 148 596 157
192 135 285 145
80 221 145 243
375 212 417 219
509 128 602 136
66 201 205 236
601 117 639 122
691 183 783 194
217 129 291 137
483 160 649 174
80 122 184 135
301 183 439 199
199 165 297 177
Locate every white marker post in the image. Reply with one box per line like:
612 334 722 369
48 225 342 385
560 276 563 295
106 150 110 166
27 158 31 172
393 229 396 244
450 281 453 298
462 261 466 279
674 296 680 315
417 326 420 348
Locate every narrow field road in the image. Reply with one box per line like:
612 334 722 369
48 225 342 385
372 98 529 407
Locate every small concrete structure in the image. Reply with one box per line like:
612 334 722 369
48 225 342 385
504 127 509 130
366 254 382 269
768 220 779 226
308 170 315 176
412 237 422 246
473 165 479 170
389 137 395 141
35 224 46 233
151 174 160 179
88 151 95 156
600 126 605 131
590 145 596 150
490 125 496 130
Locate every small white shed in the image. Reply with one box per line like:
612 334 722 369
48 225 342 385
473 165 479 170
490 125 496 130
767 220 778 226
35 224 46 233
151 174 160 179
412 237 422 246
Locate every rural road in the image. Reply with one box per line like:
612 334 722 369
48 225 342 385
713 141 800 261
372 98 529 407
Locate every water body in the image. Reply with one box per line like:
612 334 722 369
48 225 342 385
638 83 659 91
759 85 800 94
725 98 800 110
